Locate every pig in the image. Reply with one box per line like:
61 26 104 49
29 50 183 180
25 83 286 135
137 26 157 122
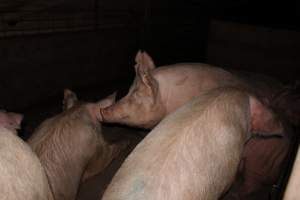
100 51 293 199
102 87 283 200
100 51 287 129
28 89 128 200
100 51 249 129
0 111 53 200
283 144 300 200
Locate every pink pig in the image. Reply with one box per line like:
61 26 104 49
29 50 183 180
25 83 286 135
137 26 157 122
102 87 283 200
28 89 128 200
0 111 54 200
100 51 248 129
100 51 293 199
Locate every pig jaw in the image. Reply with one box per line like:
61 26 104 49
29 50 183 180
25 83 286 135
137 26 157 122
100 99 166 129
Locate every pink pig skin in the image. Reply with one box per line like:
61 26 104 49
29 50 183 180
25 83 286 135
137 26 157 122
28 89 128 200
0 111 54 200
100 51 293 199
102 87 283 200
101 51 249 129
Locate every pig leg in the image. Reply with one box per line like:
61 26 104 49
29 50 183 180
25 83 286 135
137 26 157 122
81 140 129 182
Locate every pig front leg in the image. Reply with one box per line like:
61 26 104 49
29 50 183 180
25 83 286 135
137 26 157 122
81 140 129 182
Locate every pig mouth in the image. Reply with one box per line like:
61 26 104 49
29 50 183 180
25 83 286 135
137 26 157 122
99 108 130 122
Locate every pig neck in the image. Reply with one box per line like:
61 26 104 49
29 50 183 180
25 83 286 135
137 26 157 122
153 67 193 116
29 106 99 200
154 65 242 116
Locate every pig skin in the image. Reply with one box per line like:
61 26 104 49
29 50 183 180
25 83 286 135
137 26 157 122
100 51 292 199
101 51 247 129
28 90 127 200
102 87 283 200
0 111 53 200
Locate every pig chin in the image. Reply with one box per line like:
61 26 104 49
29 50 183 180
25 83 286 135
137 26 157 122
100 107 158 129
100 106 130 124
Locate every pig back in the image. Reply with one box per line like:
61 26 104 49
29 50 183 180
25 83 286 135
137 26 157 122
103 88 250 200
153 64 246 114
0 127 53 200
28 104 101 200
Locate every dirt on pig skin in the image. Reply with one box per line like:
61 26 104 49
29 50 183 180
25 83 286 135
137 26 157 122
102 87 284 200
0 111 53 200
28 89 129 200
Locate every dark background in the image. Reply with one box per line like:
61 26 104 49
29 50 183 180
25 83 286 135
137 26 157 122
0 0 299 115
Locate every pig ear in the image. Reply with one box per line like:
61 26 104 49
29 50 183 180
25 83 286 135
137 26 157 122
135 63 159 99
141 51 156 70
7 112 23 130
135 50 143 64
98 92 116 108
63 89 78 110
134 50 156 70
249 96 283 137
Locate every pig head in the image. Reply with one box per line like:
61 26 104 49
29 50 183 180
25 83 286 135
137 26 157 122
101 51 165 128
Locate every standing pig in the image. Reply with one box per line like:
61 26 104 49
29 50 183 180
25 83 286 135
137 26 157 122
0 111 53 200
102 87 283 200
28 89 128 200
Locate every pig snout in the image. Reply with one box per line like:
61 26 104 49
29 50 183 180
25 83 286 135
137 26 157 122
100 104 129 123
